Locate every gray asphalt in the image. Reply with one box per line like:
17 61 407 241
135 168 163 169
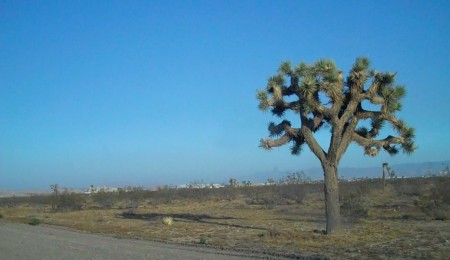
0 222 271 260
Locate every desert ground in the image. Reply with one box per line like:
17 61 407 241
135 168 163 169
1 177 449 259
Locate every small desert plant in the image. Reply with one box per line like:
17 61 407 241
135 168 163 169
127 186 148 206
396 183 422 196
276 184 308 204
0 196 19 208
221 186 240 201
28 217 41 225
122 208 136 217
340 191 370 222
154 186 176 204
27 194 52 208
246 195 277 209
245 184 311 208
91 191 118 209
49 184 86 211
428 208 448 221
55 190 86 211
162 216 173 226
416 199 449 221
415 178 450 220
259 228 282 238
0 213 3 218
199 236 207 245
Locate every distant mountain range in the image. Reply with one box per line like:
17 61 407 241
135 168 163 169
330 160 449 179
243 160 450 183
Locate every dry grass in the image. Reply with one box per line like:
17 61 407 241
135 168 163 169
1 178 450 259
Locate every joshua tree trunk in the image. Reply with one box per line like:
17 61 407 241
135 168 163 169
322 161 340 234
382 163 389 190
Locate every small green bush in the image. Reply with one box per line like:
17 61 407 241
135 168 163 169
199 236 207 245
28 217 41 225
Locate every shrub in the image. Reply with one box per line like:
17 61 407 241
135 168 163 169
245 184 308 208
340 191 370 222
276 184 308 204
0 196 19 208
120 187 148 208
339 179 377 195
199 236 207 245
220 187 240 201
162 216 173 226
123 208 136 217
415 177 450 220
154 187 177 204
259 228 282 238
175 185 237 202
246 194 277 209
53 190 86 212
28 217 41 225
28 194 53 208
91 191 118 209
416 199 449 220
395 183 422 196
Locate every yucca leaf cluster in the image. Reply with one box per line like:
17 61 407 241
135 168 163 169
257 57 415 158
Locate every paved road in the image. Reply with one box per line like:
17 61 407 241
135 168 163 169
0 222 273 260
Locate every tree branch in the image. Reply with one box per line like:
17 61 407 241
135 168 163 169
300 112 327 162
261 122 301 149
335 116 360 162
260 134 291 149
352 133 405 156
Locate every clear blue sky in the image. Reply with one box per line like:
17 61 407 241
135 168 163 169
1 0 449 190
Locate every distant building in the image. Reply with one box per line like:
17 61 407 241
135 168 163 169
85 186 118 194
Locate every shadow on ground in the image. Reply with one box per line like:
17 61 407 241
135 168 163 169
118 211 269 231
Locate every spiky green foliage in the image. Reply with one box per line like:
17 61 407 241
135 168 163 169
257 57 416 158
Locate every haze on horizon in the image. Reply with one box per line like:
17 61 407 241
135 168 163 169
1 1 449 191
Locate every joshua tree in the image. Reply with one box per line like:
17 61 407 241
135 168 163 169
382 162 395 189
266 178 276 185
50 183 59 195
50 184 60 210
241 180 252 187
257 57 415 234
229 178 238 187
389 170 396 178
